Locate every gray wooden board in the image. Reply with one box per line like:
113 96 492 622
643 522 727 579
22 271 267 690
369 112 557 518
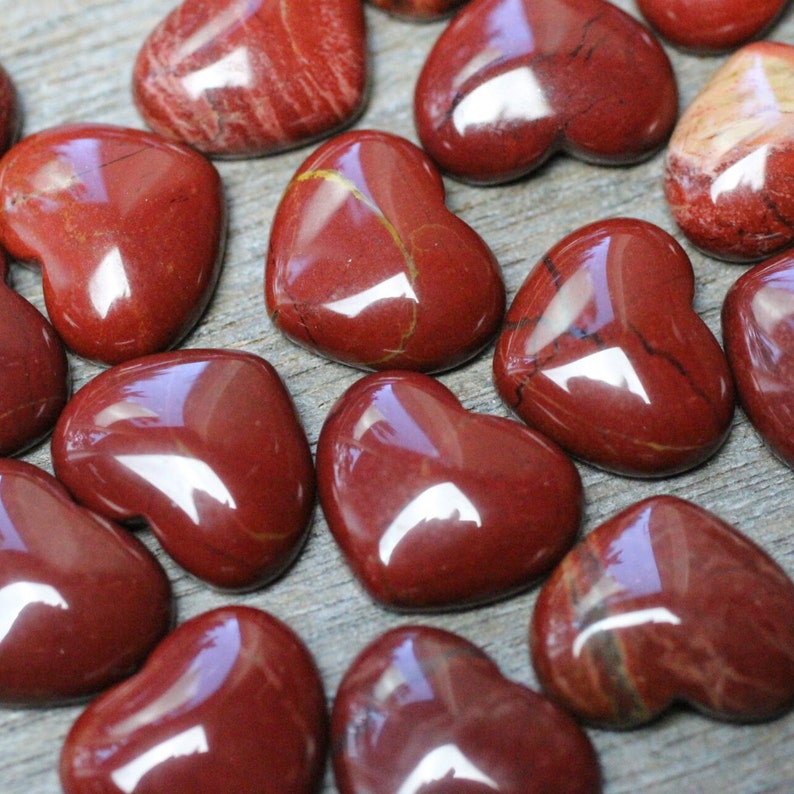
2 1 794 792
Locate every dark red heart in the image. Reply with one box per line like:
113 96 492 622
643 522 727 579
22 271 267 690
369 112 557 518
0 123 225 364
332 625 602 793
414 0 678 184
133 0 367 157
316 370 582 609
60 606 327 794
722 249 794 468
665 42 794 262
493 217 735 476
0 62 19 156
530 496 794 727
0 459 172 706
0 252 69 456
367 0 467 19
266 129 505 372
51 349 315 592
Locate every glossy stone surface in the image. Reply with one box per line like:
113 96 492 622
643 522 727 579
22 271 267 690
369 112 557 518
267 130 505 371
60 605 327 794
367 0 467 19
636 0 787 53
0 62 20 156
133 0 367 158
316 371 582 610
51 349 315 592
0 459 172 706
531 496 794 728
0 252 69 456
414 0 678 185
665 42 794 262
722 250 794 468
332 625 602 793
0 123 225 364
493 218 734 477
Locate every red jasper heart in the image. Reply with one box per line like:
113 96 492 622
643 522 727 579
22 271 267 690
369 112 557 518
665 42 794 262
636 0 787 53
530 496 794 727
0 123 225 364
367 0 467 20
722 249 794 468
332 625 602 793
413 0 678 184
316 370 582 610
266 130 505 372
0 459 172 706
493 217 734 477
60 606 327 794
133 0 367 158
0 252 69 456
51 349 315 592
0 62 19 155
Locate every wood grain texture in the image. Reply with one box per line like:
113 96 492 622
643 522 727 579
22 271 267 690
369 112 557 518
1 1 793 791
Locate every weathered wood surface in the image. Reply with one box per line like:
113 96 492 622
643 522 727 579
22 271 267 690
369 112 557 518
1 1 794 792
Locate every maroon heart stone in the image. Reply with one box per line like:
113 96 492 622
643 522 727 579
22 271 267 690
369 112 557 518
316 370 582 610
0 252 69 456
51 349 315 592
266 130 505 372
0 123 225 364
60 605 327 794
367 0 468 19
0 62 20 156
665 42 794 262
636 0 787 53
133 0 367 158
530 496 794 727
413 0 678 184
332 625 602 793
493 217 735 477
722 249 794 468
0 459 172 706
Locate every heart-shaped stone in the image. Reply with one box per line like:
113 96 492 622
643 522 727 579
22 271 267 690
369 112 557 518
0 252 69 456
0 62 20 156
722 249 794 468
266 130 505 372
0 459 172 706
51 349 315 592
636 0 788 52
493 217 735 476
0 123 225 364
367 0 467 20
60 605 327 794
665 42 794 262
332 625 602 793
413 0 678 185
531 495 794 727
316 370 582 610
133 0 367 158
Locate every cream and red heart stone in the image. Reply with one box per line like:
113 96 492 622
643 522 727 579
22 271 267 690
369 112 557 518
413 0 678 184
0 251 69 456
530 496 794 728
636 0 787 53
722 249 794 468
0 123 225 364
665 42 794 262
332 625 602 793
367 0 467 19
316 370 582 610
493 217 734 477
60 606 327 794
133 0 367 158
266 129 505 372
0 63 19 156
51 349 315 592
0 459 172 706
